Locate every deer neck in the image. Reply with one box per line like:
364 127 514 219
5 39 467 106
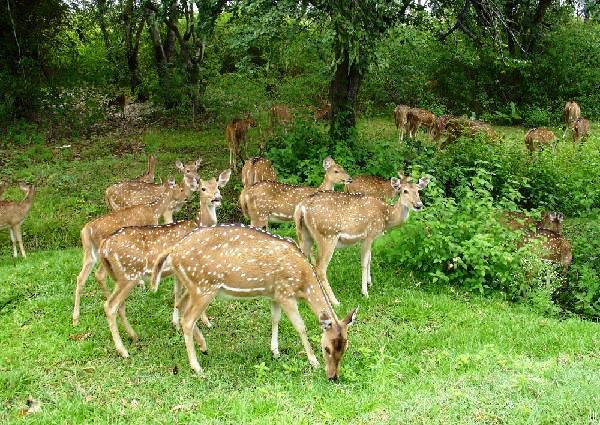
303 273 338 321
23 187 35 207
384 201 410 231
155 192 174 218
196 199 217 226
317 174 336 191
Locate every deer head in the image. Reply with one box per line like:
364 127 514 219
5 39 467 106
319 307 358 380
323 156 352 186
199 169 232 208
393 173 430 211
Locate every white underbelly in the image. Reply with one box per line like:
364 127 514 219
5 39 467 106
269 213 292 223
336 232 366 248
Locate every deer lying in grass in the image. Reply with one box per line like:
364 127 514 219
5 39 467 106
105 159 200 223
406 108 436 138
295 174 430 304
150 224 358 380
562 101 581 138
241 157 277 188
314 102 331 121
226 115 257 172
72 179 190 326
98 169 231 357
572 118 590 143
393 105 410 142
525 128 555 152
269 104 292 131
0 182 35 257
239 156 352 228
344 171 405 200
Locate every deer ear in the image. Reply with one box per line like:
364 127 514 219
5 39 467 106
195 158 202 168
175 160 184 171
390 177 402 191
557 212 564 222
323 156 334 170
342 306 359 327
218 169 232 187
319 311 333 330
397 171 405 180
417 176 430 190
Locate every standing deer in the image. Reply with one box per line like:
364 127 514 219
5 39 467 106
226 115 257 172
393 105 410 142
562 101 581 138
0 182 35 257
572 118 590 143
344 171 405 200
525 128 555 152
72 179 191 326
406 108 436 138
239 156 352 228
98 169 231 357
105 159 201 223
269 104 292 131
108 94 127 118
295 174 430 304
241 157 277 188
150 224 358 380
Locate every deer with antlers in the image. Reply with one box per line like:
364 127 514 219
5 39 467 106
226 115 257 172
241 157 277 188
239 156 352 228
98 169 231 357
295 173 430 304
393 105 410 142
72 178 192 326
105 159 200 223
150 224 358 380
0 182 35 257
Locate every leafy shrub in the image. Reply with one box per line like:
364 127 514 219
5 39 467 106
521 105 554 128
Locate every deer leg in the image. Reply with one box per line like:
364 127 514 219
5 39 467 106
14 223 26 257
315 238 340 306
180 293 215 373
172 278 183 329
270 302 282 358
94 264 110 299
104 279 139 358
8 227 17 257
279 299 319 368
73 246 97 326
361 240 374 297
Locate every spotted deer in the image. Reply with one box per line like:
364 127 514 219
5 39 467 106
105 159 201 223
522 213 572 272
226 115 257 172
130 154 157 184
295 174 430 304
0 182 35 257
344 171 405 200
150 224 358 380
269 104 292 131
393 105 410 142
525 128 555 152
239 156 352 228
406 108 436 138
241 157 277 188
572 118 590 143
314 101 331 121
72 179 192 326
98 169 231 357
562 101 581 138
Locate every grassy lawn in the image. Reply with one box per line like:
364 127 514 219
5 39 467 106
1 119 599 423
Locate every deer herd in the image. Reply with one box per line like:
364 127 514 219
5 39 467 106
0 100 590 380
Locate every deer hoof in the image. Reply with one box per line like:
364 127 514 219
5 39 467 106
308 357 320 368
272 349 280 359
117 348 129 358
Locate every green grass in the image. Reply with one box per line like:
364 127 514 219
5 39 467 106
1 119 599 422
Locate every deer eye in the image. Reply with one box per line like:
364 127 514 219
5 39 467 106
201 188 206 191
403 189 409 194
334 170 338 173
324 347 331 355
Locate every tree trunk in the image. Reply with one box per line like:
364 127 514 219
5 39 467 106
328 44 363 142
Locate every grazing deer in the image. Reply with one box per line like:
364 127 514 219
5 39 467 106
440 117 497 147
226 115 257 172
295 174 430 304
150 224 358 379
406 108 436 138
130 154 157 184
393 105 410 142
562 101 581 138
572 118 590 143
105 159 201 223
269 104 292 131
431 114 454 141
0 182 35 257
314 102 331 121
108 94 127 118
525 128 555 152
344 172 405 200
239 156 352 228
72 179 191 326
241 157 277 188
98 169 231 357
